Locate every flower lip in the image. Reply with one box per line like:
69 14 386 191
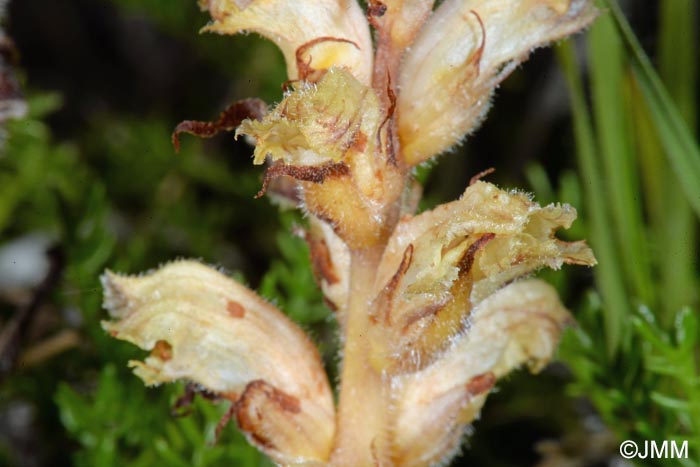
199 0 374 84
396 0 598 166
101 260 336 464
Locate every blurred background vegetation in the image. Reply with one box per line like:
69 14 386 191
0 0 697 466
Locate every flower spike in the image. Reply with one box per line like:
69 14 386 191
104 0 598 464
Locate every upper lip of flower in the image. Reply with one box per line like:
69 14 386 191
199 0 374 85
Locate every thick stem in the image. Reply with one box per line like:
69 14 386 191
330 246 391 466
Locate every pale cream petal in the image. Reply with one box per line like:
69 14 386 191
392 280 571 466
101 260 334 464
199 0 373 83
397 0 596 165
369 181 594 371
379 0 436 50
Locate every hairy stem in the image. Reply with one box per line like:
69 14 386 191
331 245 391 466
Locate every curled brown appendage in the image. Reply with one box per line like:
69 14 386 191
457 233 496 276
171 98 267 152
306 234 340 286
173 382 242 444
466 10 486 76
256 161 350 198
234 379 301 450
469 167 495 185
378 72 397 134
214 404 237 444
295 37 360 82
281 79 299 93
373 244 413 326
380 73 399 165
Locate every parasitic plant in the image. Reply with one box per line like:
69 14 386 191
101 1 597 465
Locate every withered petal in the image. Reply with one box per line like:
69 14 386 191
237 69 382 168
171 98 267 152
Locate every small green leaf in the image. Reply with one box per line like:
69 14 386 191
675 307 698 349
650 392 691 412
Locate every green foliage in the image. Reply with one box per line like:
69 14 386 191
547 1 700 465
562 302 700 466
605 0 700 222
258 214 332 326
1 92 76 234
56 365 274 467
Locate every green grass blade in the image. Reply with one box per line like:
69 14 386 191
659 0 698 129
587 12 654 307
626 80 697 321
604 0 700 219
557 41 630 356
656 0 699 318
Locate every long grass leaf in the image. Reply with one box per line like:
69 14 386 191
587 13 654 306
604 0 700 219
557 41 630 356
656 0 699 318
659 0 698 129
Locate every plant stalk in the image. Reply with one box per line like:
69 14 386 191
330 245 391 466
